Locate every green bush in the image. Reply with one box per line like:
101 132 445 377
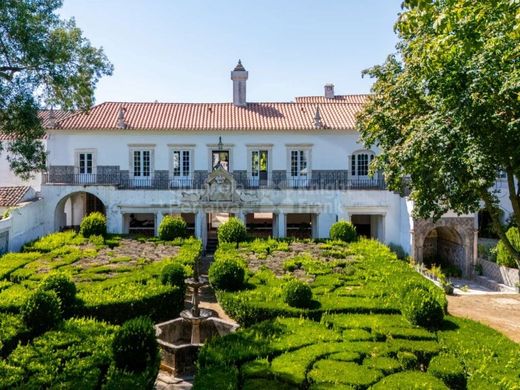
217 218 247 244
89 234 105 246
428 354 466 390
21 290 62 334
388 243 407 260
209 256 246 291
0 313 29 357
371 371 448 389
329 221 357 242
160 262 186 291
80 212 107 237
397 351 418 370
39 274 77 316
158 215 187 240
282 279 313 308
496 227 520 268
112 317 159 373
401 288 444 329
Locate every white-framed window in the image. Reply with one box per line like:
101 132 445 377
74 149 96 184
286 145 312 187
129 145 154 187
247 144 272 187
351 151 375 177
170 146 193 188
207 142 234 172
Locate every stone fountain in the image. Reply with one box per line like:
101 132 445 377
155 256 239 377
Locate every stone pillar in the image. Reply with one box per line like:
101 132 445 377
106 207 123 234
276 212 286 238
272 214 279 238
195 211 207 248
237 210 246 224
311 213 319 239
155 212 164 236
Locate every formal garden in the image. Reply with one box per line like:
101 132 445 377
0 213 201 388
0 215 519 389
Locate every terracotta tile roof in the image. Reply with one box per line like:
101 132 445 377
0 186 31 207
55 101 366 131
294 94 370 104
0 110 71 140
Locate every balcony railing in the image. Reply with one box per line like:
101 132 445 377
43 173 386 190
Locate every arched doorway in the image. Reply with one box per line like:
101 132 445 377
423 226 465 276
55 192 106 231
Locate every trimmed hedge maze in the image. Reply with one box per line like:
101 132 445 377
195 239 520 389
0 231 201 388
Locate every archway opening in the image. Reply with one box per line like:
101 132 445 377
423 226 464 277
246 213 273 238
55 192 106 232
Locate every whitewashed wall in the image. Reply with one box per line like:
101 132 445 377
0 200 46 252
0 141 42 190
46 129 374 171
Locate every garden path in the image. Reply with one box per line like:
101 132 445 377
447 294 520 343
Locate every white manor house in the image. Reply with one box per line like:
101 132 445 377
0 62 513 277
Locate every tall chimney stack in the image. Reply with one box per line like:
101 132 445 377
324 83 335 99
231 60 248 107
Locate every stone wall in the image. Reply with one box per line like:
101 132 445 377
479 258 519 287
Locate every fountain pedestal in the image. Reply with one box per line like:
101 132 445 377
155 273 238 376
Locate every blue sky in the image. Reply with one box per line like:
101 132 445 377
59 0 403 103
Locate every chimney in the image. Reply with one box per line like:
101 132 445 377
231 60 248 107
324 83 335 99
117 107 127 129
47 107 56 128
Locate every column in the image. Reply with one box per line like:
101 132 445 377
276 212 286 238
311 213 319 239
155 212 164 236
106 207 123 234
195 211 207 248
237 210 246 224
272 213 279 238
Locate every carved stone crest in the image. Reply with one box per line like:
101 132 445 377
202 167 239 202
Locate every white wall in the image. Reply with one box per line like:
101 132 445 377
0 200 46 252
46 129 376 172
0 141 42 190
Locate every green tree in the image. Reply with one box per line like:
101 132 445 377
357 0 520 266
0 0 112 178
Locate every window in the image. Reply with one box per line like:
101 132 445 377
290 150 308 177
79 153 93 174
172 150 191 177
351 152 375 177
171 148 192 188
251 149 269 186
75 149 96 184
133 150 151 177
286 146 311 187
129 146 154 187
212 150 230 171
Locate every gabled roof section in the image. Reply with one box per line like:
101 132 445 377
0 186 31 207
0 110 72 140
294 94 370 104
55 101 365 131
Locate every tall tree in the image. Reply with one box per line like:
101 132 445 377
357 0 520 264
0 0 112 178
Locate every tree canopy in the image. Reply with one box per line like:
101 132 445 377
0 0 112 178
357 0 520 263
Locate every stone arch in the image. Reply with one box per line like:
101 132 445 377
54 191 106 231
413 217 477 277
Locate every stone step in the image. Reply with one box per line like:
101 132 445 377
475 275 517 293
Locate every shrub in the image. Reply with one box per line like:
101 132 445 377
388 243 407 260
496 227 520 268
401 288 444 329
209 257 246 291
371 371 448 389
428 354 466 390
89 234 105 246
217 218 247 244
329 221 357 242
21 290 62 334
158 215 187 240
397 351 418 369
112 317 159 373
282 279 313 308
80 212 107 237
160 262 186 291
39 274 77 316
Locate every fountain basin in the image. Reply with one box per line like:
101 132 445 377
155 316 239 376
